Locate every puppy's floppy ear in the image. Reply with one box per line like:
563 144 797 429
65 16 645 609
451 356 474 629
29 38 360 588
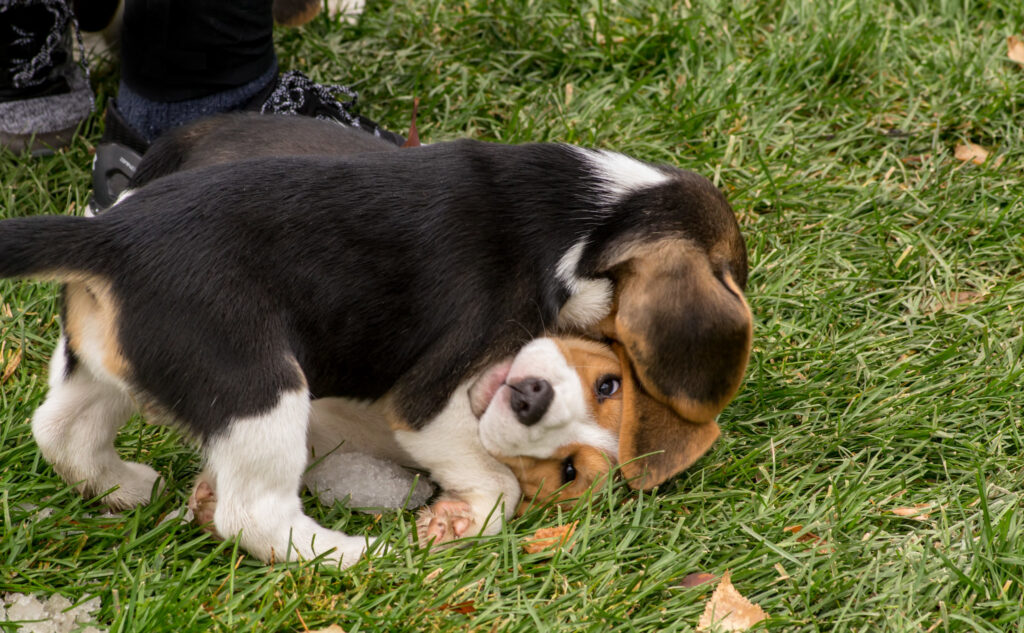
606 238 752 425
273 0 322 26
615 344 720 489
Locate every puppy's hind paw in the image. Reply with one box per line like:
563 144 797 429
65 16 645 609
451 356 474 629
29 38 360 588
187 478 221 538
416 497 475 547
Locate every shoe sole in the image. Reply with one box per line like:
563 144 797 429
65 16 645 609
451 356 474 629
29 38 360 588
0 126 78 157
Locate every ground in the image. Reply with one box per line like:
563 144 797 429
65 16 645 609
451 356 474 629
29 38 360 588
2 0 1023 631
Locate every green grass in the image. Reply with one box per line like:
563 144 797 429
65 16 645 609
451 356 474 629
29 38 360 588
3 0 1024 630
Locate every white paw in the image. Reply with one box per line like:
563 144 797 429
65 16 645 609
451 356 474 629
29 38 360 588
93 462 162 510
291 528 372 569
417 497 476 546
327 0 365 21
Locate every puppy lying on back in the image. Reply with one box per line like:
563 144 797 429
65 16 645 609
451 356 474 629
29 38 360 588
190 335 631 542
0 114 751 567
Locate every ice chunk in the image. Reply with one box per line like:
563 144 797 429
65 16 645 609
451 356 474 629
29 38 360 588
304 452 435 511
1 592 104 633
4 593 55 633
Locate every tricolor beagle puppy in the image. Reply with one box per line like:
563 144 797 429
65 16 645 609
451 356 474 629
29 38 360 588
0 118 751 567
188 335 631 542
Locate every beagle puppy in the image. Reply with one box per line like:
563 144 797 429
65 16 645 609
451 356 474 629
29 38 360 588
187 335 631 542
316 337 632 524
0 122 750 568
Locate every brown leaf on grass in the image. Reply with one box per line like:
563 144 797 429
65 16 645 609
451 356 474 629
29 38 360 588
697 571 768 632
522 521 577 554
783 524 816 542
422 600 477 616
309 626 346 633
954 143 1003 167
679 572 717 588
439 600 476 615
1 348 22 384
423 567 444 583
922 290 986 314
892 504 933 520
595 32 626 45
401 97 421 148
954 143 988 164
1008 35 1024 66
900 153 931 165
783 525 833 553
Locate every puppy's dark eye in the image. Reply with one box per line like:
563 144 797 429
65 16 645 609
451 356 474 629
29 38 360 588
595 375 621 401
561 457 577 484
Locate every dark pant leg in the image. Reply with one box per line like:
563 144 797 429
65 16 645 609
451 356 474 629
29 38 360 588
120 0 275 102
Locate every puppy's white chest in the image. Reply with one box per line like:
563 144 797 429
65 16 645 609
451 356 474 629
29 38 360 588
557 277 612 329
555 241 613 329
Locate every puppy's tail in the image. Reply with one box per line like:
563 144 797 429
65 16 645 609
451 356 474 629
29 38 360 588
0 216 108 281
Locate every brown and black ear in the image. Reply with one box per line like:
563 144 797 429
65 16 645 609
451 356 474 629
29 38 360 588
272 0 322 26
607 238 752 426
615 345 721 489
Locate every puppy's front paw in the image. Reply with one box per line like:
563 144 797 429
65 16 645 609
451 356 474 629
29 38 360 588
416 497 475 546
187 478 221 538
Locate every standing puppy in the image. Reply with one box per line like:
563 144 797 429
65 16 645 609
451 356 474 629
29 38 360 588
0 139 750 567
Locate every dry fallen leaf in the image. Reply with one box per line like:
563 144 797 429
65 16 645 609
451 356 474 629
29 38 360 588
783 525 832 554
401 97 421 148
309 625 346 633
522 521 577 554
900 153 931 165
423 567 444 583
773 563 789 581
679 572 717 588
892 504 933 520
954 143 1003 167
783 524 817 542
1 349 22 384
922 290 986 314
438 600 476 615
697 571 768 632
595 32 627 45
1008 35 1024 66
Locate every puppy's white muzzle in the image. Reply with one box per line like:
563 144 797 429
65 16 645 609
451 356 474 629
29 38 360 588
478 338 614 459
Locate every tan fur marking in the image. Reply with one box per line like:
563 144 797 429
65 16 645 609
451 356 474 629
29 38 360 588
63 278 132 382
552 337 623 433
499 444 614 515
383 395 416 432
273 0 321 25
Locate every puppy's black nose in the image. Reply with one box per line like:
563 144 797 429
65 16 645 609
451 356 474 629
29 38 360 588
508 377 553 426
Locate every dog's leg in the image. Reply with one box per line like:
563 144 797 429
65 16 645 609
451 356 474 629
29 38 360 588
31 336 159 510
203 388 372 567
393 390 521 546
